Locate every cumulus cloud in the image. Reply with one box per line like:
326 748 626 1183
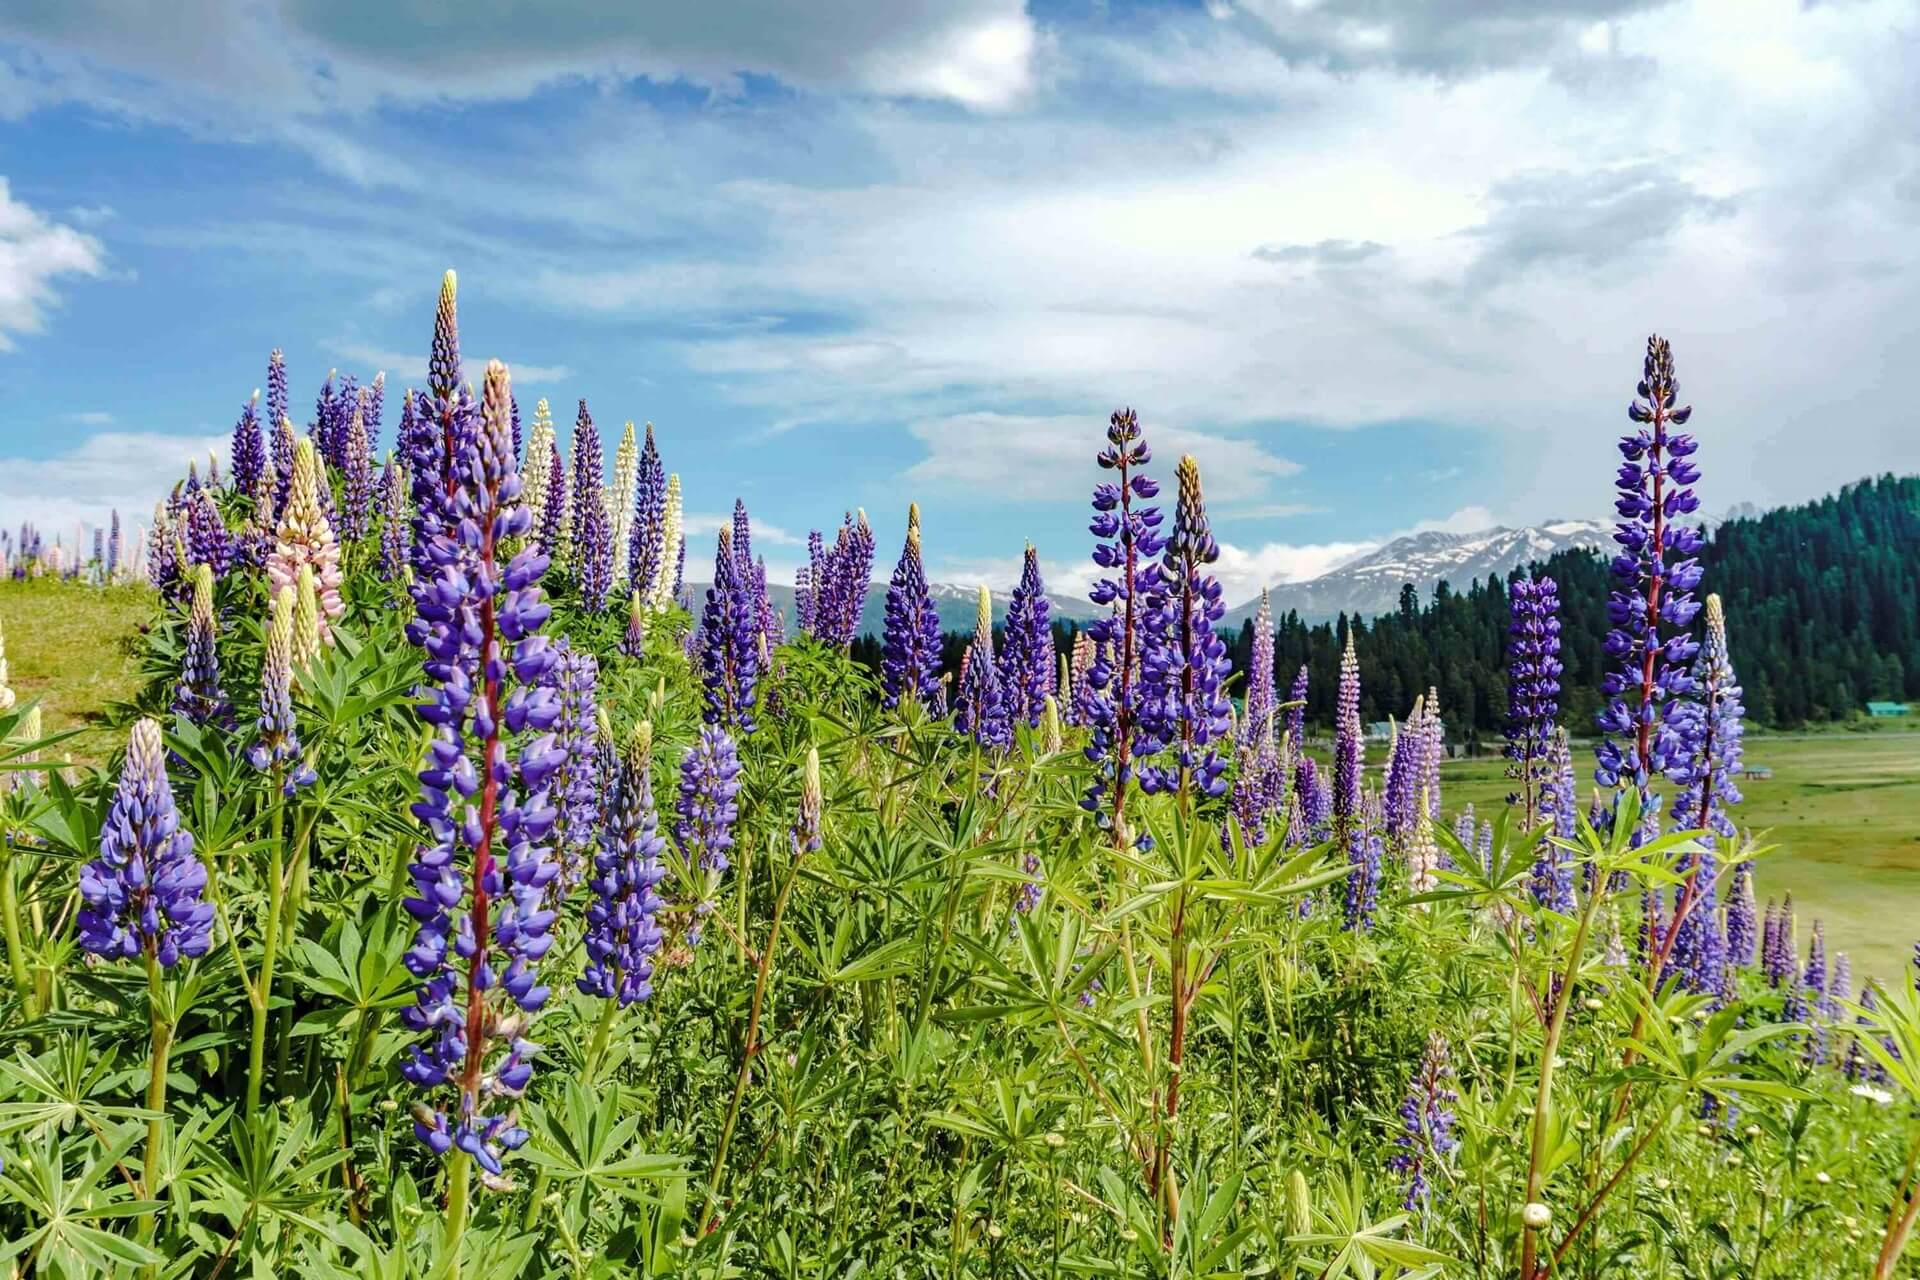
683 511 802 547
321 340 573 389
0 431 228 533
0 178 105 349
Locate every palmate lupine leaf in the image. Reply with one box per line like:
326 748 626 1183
0 1037 159 1140
191 1109 347 1242
0 1124 164 1273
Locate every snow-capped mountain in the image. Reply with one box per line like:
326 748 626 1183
1223 519 1616 625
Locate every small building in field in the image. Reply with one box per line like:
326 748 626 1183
1744 765 1773 780
1366 721 1394 743
1867 701 1910 717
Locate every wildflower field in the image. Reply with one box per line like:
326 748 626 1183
4 274 1920 1279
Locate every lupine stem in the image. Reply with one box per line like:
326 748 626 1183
1 846 33 1015
441 1154 471 1280
246 787 285 1114
142 948 175 1264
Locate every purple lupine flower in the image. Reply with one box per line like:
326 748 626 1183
1529 728 1578 915
699 529 761 734
536 442 570 570
570 400 614 611
1081 409 1164 834
802 511 876 648
266 348 289 456
579 722 667 1007
1333 634 1364 837
231 391 266 498
366 372 386 457
1382 700 1423 844
626 423 667 597
1597 336 1705 820
1764 894 1797 988
795 530 823 635
1420 687 1445 819
1294 754 1330 841
620 592 647 659
1724 860 1757 969
1344 824 1383 932
377 455 408 583
1669 841 1727 1000
107 509 121 580
336 396 375 543
399 358 561 1180
1831 952 1852 1023
675 725 742 874
184 488 231 579
1284 663 1309 768
245 588 315 791
1387 1032 1458 1212
77 718 212 966
309 370 339 468
999 543 1055 728
1505 575 1563 830
1243 589 1276 754
403 272 480 624
541 640 600 887
1793 923 1829 1062
954 587 1013 752
173 564 233 730
271 415 298 520
1137 456 1230 799
1667 593 1745 838
881 504 944 713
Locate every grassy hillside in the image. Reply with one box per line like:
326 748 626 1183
0 578 151 761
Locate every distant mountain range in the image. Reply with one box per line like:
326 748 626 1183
691 581 1102 638
1222 520 1617 626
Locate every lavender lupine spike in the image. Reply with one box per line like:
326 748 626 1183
1081 409 1164 835
1244 589 1276 754
1344 824 1383 932
676 725 743 875
1668 593 1745 838
626 422 666 601
146 502 176 594
266 439 345 641
1382 704 1421 844
1285 664 1309 769
378 455 408 582
730 500 775 652
645 474 683 612
1505 575 1563 830
400 358 561 1179
173 564 233 730
245 589 315 790
1724 860 1758 968
1387 1032 1459 1213
366 371 385 456
954 586 1013 752
1764 894 1797 988
1597 336 1704 820
609 421 639 591
1421 687 1444 818
339 399 375 543
619 591 647 659
76 718 212 966
1794 923 1830 1062
231 390 266 498
579 722 667 1006
880 503 944 712
107 509 122 581
537 439 571 571
998 543 1055 728
1529 728 1578 915
541 640 601 887
1333 633 1363 838
184 488 232 579
804 511 876 648
1137 456 1230 799
1294 754 1330 841
266 349 289 451
402 271 481 618
570 400 614 611
1066 633 1096 726
698 529 761 734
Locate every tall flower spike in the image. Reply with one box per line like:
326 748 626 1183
107 508 122 580
1387 1032 1458 1213
1244 589 1276 754
1505 575 1563 831
1667 593 1745 838
174 564 233 729
246 588 314 790
521 400 556 542
265 348 289 453
338 397 375 543
698 528 761 734
541 639 601 888
291 564 322 671
676 725 742 875
1137 454 1230 799
184 488 232 579
1529 728 1578 915
627 423 667 602
1382 703 1419 843
999 543 1055 727
77 719 212 966
954 585 1012 751
802 510 876 648
230 390 266 498
400 358 562 1177
1597 335 1704 822
793 745 823 858
880 503 944 712
537 436 571 571
1081 408 1164 834
609 421 639 590
1333 633 1363 838
570 400 613 611
1724 860 1758 968
378 455 409 583
267 438 345 640
1407 787 1440 897
579 722 667 1006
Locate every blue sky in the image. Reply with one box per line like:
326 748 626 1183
2 0 1917 605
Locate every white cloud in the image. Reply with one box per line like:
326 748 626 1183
0 177 106 350
321 340 573 389
0 431 229 533
682 511 802 548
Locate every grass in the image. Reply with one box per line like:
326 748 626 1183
5 577 1915 979
0 578 152 762
1439 732 1920 982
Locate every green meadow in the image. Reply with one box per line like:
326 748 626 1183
7 577 1916 978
